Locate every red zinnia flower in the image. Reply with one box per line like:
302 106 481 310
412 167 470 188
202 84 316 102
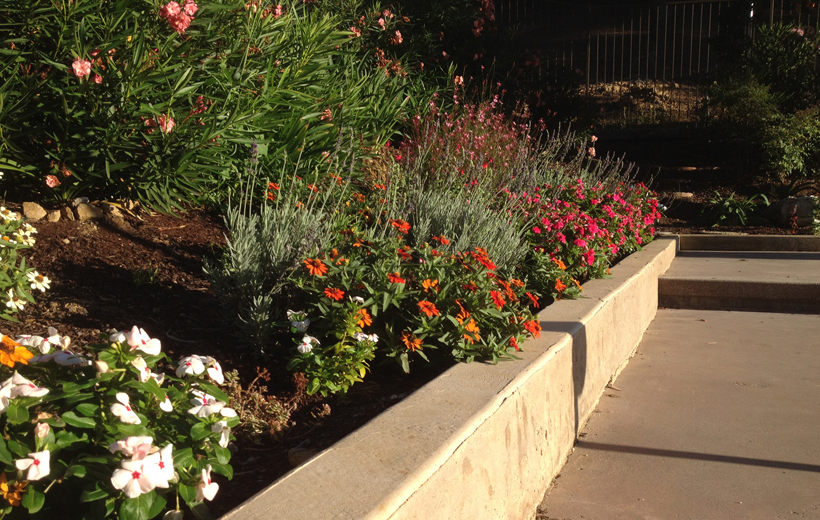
462 281 479 293
509 336 520 351
431 235 450 245
324 287 344 301
526 292 540 308
418 300 440 317
387 272 405 284
490 290 506 309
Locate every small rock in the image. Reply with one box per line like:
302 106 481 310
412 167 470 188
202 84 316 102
770 196 818 227
107 216 135 233
287 448 318 467
61 207 75 221
668 191 694 199
71 197 89 208
62 238 70 245
22 202 47 221
47 211 60 223
75 203 104 221
104 205 124 218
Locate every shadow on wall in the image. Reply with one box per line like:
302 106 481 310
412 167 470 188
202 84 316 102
539 319 588 437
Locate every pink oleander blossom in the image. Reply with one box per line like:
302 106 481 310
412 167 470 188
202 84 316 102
158 114 175 134
45 175 61 188
72 58 91 78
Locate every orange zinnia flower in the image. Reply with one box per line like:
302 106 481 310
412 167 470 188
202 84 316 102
324 287 344 301
511 278 525 287
463 318 480 344
387 272 405 284
470 247 497 271
0 473 26 506
526 292 540 308
422 279 439 293
401 331 423 351
0 336 32 368
268 182 280 191
356 309 372 328
431 235 450 245
555 279 567 292
390 219 411 234
490 290 506 309
418 300 440 317
523 320 541 338
551 257 566 270
304 258 328 276
396 247 413 260
462 281 479 293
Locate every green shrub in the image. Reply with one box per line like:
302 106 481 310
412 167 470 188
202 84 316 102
0 0 420 211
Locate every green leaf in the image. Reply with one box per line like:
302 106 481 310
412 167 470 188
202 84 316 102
307 378 320 395
81 484 110 503
119 491 155 520
0 439 12 465
208 461 233 480
172 447 194 469
195 381 229 404
6 439 28 458
214 446 230 465
75 402 100 417
190 422 210 441
6 403 29 425
55 431 89 450
178 483 198 506
147 493 167 518
65 464 87 478
62 411 97 429
22 487 45 513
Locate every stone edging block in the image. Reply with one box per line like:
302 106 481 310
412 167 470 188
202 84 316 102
221 237 678 520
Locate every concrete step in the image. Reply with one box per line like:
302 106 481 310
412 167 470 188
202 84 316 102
658 250 820 313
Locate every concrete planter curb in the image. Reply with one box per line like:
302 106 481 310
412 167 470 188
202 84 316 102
221 237 678 520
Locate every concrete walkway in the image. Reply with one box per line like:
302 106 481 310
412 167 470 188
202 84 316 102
537 238 820 520
537 309 820 520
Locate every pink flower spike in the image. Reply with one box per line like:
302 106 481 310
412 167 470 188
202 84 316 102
158 115 175 134
160 1 181 19
71 58 92 78
196 464 219 501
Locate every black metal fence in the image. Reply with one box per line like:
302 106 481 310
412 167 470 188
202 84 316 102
496 0 820 125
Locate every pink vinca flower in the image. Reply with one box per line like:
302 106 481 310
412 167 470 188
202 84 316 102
34 423 50 440
111 392 141 424
196 464 219 501
72 58 92 78
15 450 50 481
109 436 154 459
124 326 161 355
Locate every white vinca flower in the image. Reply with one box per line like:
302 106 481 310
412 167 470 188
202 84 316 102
199 356 224 385
15 450 50 481
25 271 49 292
195 464 219 501
187 392 226 418
18 326 70 354
9 372 49 398
211 421 231 448
130 356 152 383
34 423 50 439
110 392 141 424
159 394 173 413
297 335 319 354
287 310 311 332
111 458 163 498
352 296 365 305
124 326 161 356
176 356 205 377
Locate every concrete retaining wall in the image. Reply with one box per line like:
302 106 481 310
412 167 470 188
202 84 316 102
221 237 678 520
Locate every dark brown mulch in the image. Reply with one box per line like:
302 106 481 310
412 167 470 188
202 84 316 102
1 205 450 517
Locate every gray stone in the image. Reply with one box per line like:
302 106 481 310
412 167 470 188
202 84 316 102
71 197 89 208
46 211 60 222
61 207 75 221
75 203 103 221
770 196 818 227
22 202 47 221
102 204 124 218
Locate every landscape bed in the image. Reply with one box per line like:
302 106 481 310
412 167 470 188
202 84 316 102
222 236 677 520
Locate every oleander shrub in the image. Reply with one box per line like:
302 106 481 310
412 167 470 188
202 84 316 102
0 0 422 211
